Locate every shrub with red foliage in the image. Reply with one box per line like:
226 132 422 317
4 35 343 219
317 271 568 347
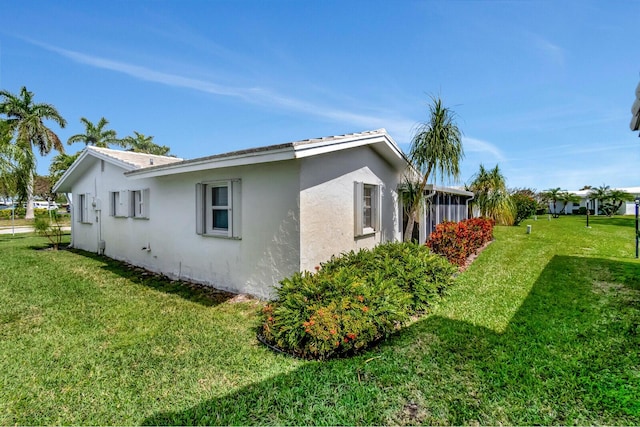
426 218 495 266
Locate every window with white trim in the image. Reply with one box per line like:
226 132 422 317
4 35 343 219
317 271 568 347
354 182 380 236
109 190 132 217
196 180 241 238
77 193 92 224
130 189 150 219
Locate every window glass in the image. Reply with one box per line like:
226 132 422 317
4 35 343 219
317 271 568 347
213 209 229 230
363 185 373 228
212 186 228 207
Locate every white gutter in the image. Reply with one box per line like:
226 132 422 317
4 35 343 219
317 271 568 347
466 193 475 218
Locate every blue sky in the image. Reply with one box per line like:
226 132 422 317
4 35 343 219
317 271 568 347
1 0 638 191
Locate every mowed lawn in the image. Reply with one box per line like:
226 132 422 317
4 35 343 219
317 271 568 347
0 215 638 425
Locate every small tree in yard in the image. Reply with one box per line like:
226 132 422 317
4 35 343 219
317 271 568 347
511 192 537 225
403 96 464 242
469 164 514 225
34 210 64 250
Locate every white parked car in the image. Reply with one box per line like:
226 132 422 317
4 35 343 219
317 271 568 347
32 201 59 211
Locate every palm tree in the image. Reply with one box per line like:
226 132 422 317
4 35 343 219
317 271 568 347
607 189 634 216
0 119 22 201
403 96 464 242
121 131 172 156
588 185 611 215
400 178 423 242
541 187 562 218
67 117 120 148
0 86 66 219
558 191 580 215
49 152 80 187
469 164 514 225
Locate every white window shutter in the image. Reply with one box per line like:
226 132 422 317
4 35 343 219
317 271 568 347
77 194 82 223
109 192 116 216
230 179 243 238
195 183 204 235
118 190 128 217
142 189 150 218
84 193 93 224
354 181 363 236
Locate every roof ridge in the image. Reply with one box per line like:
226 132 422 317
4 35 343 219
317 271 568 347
291 128 388 146
85 146 183 169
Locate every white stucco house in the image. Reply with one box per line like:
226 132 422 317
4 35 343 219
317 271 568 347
53 129 473 298
553 187 640 216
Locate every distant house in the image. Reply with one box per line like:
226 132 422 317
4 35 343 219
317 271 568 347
556 187 640 215
54 129 473 298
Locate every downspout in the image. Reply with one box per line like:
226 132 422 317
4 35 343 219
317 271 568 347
466 193 475 219
66 192 74 248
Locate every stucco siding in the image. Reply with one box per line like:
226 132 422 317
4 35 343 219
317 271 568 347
119 160 299 299
70 159 155 256
298 146 402 272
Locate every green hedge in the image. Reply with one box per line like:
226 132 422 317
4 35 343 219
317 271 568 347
259 242 457 360
0 207 25 219
0 207 55 219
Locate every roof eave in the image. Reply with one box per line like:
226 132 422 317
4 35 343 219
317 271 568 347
424 184 474 197
125 145 297 178
52 147 138 193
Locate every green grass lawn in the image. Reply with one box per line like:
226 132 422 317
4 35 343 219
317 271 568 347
0 216 638 425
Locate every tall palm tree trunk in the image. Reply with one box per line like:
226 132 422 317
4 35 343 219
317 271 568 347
403 166 432 242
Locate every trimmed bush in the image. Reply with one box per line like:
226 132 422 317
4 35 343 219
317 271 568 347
426 218 495 267
511 193 537 225
259 242 457 360
0 207 25 219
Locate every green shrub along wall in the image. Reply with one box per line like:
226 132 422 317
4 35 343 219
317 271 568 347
426 218 495 267
259 242 457 360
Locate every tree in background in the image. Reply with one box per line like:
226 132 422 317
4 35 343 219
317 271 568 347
0 86 66 219
541 187 562 218
468 164 514 225
608 189 634 215
67 117 121 148
49 152 80 187
558 191 580 215
403 96 464 242
589 186 633 216
510 188 538 225
121 131 172 156
0 119 21 202
588 185 611 215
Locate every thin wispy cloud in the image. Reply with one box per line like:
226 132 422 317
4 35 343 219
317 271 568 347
463 136 506 162
30 39 415 138
528 32 565 66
